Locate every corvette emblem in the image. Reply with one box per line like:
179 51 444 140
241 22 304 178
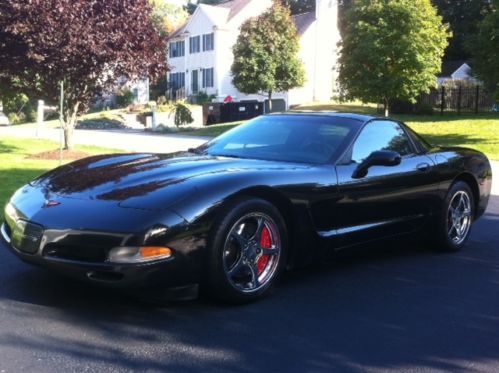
44 200 61 208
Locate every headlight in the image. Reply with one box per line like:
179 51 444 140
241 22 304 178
107 246 173 264
4 202 17 222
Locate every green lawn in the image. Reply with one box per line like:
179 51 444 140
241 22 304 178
180 102 499 160
0 137 116 221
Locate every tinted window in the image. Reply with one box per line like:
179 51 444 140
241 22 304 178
202 115 361 164
351 121 413 163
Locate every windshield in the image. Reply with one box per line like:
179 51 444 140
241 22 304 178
200 114 362 164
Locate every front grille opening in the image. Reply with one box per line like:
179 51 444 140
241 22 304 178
87 271 124 282
43 243 111 263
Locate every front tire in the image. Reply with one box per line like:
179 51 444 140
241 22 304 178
433 181 475 252
206 197 288 304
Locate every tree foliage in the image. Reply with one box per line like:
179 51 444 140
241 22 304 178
231 1 305 110
338 0 450 116
150 0 189 37
467 0 499 94
0 0 168 149
433 0 492 60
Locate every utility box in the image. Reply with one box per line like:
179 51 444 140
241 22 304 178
203 101 264 125
203 103 223 125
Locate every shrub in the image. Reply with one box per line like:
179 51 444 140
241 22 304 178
116 89 135 108
170 102 194 127
7 112 22 124
157 95 168 105
389 99 414 114
195 91 216 105
156 103 173 113
415 102 434 115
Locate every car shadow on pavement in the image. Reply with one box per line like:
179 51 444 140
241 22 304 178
0 195 498 372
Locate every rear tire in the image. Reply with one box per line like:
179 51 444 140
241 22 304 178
431 181 475 252
206 197 288 304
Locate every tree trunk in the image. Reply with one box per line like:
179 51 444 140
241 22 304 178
268 91 273 113
62 102 80 150
383 98 389 117
64 126 74 150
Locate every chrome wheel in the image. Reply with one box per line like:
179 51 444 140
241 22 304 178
223 212 281 293
447 190 472 245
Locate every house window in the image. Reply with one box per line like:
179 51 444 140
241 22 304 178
202 68 214 88
169 41 185 58
189 36 200 54
169 72 185 90
203 33 214 51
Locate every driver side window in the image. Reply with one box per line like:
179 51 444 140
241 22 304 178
351 121 413 163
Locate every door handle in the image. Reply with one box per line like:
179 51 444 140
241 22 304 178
416 163 431 172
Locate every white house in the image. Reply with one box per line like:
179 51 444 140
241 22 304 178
437 60 478 86
167 0 340 108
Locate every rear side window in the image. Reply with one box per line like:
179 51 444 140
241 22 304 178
351 120 414 163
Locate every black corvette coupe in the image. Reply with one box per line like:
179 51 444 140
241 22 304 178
1 113 492 303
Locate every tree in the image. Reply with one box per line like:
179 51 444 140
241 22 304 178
338 0 450 116
467 0 499 95
433 0 492 61
231 1 305 112
282 0 315 14
150 0 189 37
0 0 167 149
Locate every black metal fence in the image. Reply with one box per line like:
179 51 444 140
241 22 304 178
417 85 495 115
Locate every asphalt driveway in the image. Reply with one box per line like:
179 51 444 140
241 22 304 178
0 162 497 372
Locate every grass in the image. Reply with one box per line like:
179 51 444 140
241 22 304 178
0 137 116 221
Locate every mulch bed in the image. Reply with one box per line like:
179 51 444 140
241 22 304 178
27 149 90 160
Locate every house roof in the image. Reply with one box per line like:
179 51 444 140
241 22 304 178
198 3 231 26
169 1 316 40
169 0 251 39
293 11 315 35
169 19 190 39
216 0 253 21
439 60 472 77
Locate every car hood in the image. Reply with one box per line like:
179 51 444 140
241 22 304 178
31 152 302 209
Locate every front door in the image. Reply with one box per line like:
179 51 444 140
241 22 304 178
191 70 199 94
333 120 437 248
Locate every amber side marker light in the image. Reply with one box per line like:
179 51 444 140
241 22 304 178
108 246 173 264
140 246 172 259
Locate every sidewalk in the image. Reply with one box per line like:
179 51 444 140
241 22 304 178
0 125 210 154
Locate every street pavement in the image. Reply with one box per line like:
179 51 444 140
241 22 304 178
0 128 498 372
0 125 210 153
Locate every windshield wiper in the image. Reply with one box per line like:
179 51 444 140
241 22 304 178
188 147 206 155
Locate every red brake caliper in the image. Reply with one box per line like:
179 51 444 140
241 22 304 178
257 226 272 275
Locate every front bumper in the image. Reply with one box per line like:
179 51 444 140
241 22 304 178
1 221 199 295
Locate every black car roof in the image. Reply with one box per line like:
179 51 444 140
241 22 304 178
272 111 375 123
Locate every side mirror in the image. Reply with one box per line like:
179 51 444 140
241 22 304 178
352 150 402 179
